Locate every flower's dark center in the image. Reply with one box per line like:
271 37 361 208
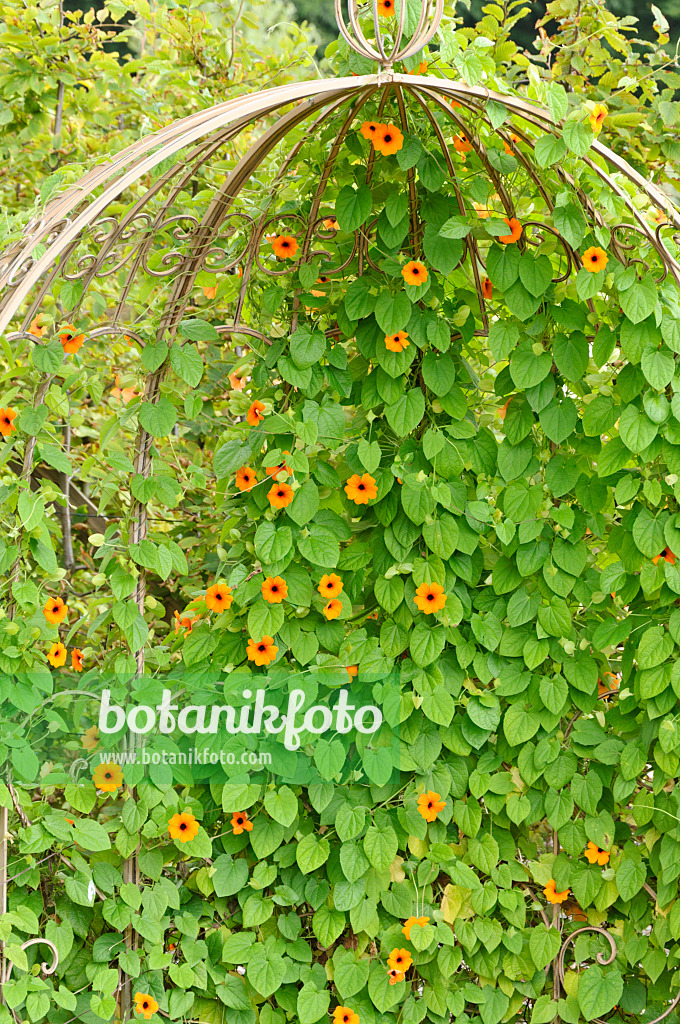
237 816 244 824
271 585 279 592
358 483 365 490
180 822 187 830
282 241 290 248
427 801 433 809
105 772 112 780
412 267 420 275
427 593 434 601
258 644 266 652
142 1002 149 1009
384 133 392 143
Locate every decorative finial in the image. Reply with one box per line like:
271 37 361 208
334 0 444 66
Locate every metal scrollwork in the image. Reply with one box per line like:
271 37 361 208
2 937 59 985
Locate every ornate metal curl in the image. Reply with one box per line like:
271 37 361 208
1 937 59 985
553 925 680 1024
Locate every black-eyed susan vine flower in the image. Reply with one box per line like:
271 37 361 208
134 993 159 1019
168 811 200 843
92 762 123 793
344 473 377 504
246 636 278 665
417 790 445 822
582 246 608 273
231 810 254 834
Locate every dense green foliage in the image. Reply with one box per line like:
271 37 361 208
3 1 680 1023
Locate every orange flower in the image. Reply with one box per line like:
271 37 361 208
268 482 295 509
202 285 217 299
482 277 492 300
402 915 430 940
387 949 413 972
247 400 266 426
318 573 343 598
92 761 123 793
71 648 84 672
585 841 609 866
450 98 461 109
407 60 427 75
47 642 67 667
385 330 409 352
344 473 378 504
0 408 17 436
346 665 358 681
316 275 330 284
333 1009 359 1024
543 879 570 904
417 790 445 822
374 123 404 156
28 316 46 337
473 200 491 219
589 103 607 134
262 576 288 603
499 217 522 244
563 900 587 922
360 121 380 141
43 596 68 625
58 324 85 354
414 582 446 614
266 451 291 478
401 261 428 286
453 133 473 155
649 208 669 227
205 582 233 612
388 969 405 985
503 132 520 154
653 546 676 566
323 218 340 231
272 235 298 259
228 370 245 391
111 376 139 403
599 672 619 698
235 466 258 491
168 811 200 843
582 246 608 273
231 810 253 834
247 636 279 666
323 599 342 620
174 610 199 635
377 0 394 14
134 993 159 1020
81 725 99 750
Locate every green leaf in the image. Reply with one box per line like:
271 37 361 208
290 326 327 369
178 318 220 341
335 184 373 231
539 397 578 444
529 927 562 970
620 278 657 325
518 253 553 297
641 344 675 389
385 388 425 435
138 397 178 437
578 967 623 1022
287 480 319 526
374 291 412 333
296 833 330 873
169 344 203 386
297 986 331 1024
562 119 593 156
422 352 456 396
264 786 298 827
616 858 646 901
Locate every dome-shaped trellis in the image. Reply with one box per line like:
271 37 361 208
4 1 680 1021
